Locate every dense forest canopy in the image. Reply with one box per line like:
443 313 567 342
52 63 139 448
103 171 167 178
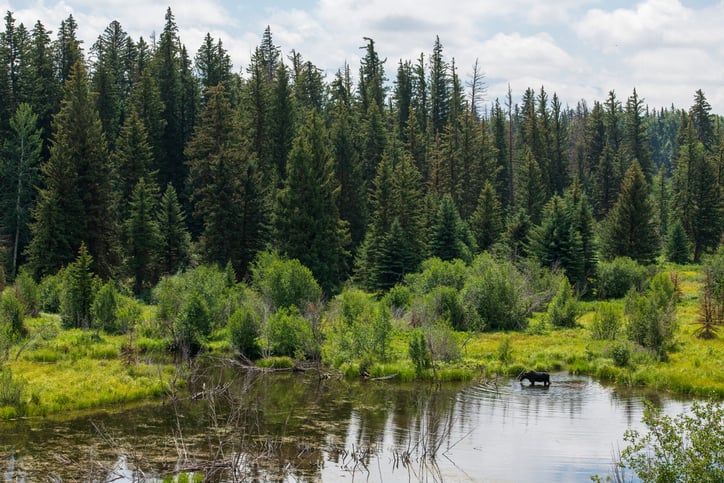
0 8 721 295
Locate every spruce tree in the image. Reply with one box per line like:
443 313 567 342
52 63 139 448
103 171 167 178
665 220 690 264
113 108 155 221
600 162 658 264
156 183 190 276
428 194 475 262
124 178 160 294
186 85 268 277
469 180 503 251
27 62 115 278
0 103 42 277
274 110 348 293
515 146 546 224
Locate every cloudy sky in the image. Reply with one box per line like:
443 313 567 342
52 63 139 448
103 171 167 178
3 0 724 113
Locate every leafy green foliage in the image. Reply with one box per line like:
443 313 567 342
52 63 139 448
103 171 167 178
619 401 724 482
251 251 321 311
589 302 622 340
264 306 312 358
461 253 529 331
228 306 261 360
408 330 431 378
596 257 650 299
0 290 25 341
324 289 392 365
91 282 119 334
625 273 677 357
545 276 579 327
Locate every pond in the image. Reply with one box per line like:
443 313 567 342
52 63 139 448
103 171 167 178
0 362 690 482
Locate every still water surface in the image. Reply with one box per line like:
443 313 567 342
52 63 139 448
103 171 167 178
1 366 689 482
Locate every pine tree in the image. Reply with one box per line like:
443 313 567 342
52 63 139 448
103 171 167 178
622 88 652 180
355 142 425 291
194 32 232 92
269 61 295 185
25 21 60 149
274 110 348 293
665 220 690 264
27 62 115 278
186 85 268 277
672 118 721 261
113 108 155 221
124 178 160 293
428 194 475 262
0 103 42 277
515 147 546 224
61 242 96 329
91 20 132 147
156 183 190 276
600 162 658 264
54 15 83 83
469 180 503 251
429 36 449 135
528 195 584 285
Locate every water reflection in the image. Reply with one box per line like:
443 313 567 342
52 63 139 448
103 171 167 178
0 367 690 482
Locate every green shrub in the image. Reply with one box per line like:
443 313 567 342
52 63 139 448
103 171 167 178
251 251 321 311
115 296 142 334
461 253 528 331
173 293 212 359
265 306 312 358
609 342 631 367
38 272 62 313
596 257 649 299
14 270 39 316
497 335 513 365
0 290 25 339
408 330 431 377
0 366 24 407
428 324 461 362
383 284 411 313
617 401 724 482
625 273 677 358
228 306 261 359
92 282 119 333
405 257 467 293
545 276 579 327
427 286 466 330
589 302 622 340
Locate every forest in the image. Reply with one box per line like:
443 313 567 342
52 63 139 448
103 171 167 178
0 7 723 388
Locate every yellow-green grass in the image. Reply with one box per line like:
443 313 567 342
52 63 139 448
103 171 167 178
5 358 174 417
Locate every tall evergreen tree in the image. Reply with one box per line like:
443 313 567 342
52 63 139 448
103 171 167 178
194 32 232 93
428 193 475 262
54 15 83 83
113 108 155 221
27 62 115 278
469 180 503 251
274 110 348 293
0 103 42 277
186 85 268 277
600 162 658 264
124 177 160 293
91 20 132 147
156 183 190 276
672 119 721 261
515 146 546 224
690 89 715 151
269 60 295 185
622 88 652 180
429 36 450 135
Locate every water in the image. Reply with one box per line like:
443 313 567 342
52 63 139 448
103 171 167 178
0 365 690 482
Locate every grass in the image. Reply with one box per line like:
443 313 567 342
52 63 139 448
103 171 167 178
2 264 723 420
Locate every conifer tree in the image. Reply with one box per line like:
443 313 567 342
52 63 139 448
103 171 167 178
194 32 232 93
91 20 132 147
269 61 295 185
113 108 155 221
124 177 160 293
156 183 190 276
25 21 59 149
355 142 425 291
27 62 115 278
0 103 42 277
515 147 546 224
665 220 690 264
672 119 721 261
622 88 652 180
428 194 475 262
274 110 348 293
54 15 83 83
528 195 584 285
469 180 503 251
186 85 268 277
600 162 658 264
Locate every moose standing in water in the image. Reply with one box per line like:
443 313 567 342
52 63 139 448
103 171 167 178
519 371 550 387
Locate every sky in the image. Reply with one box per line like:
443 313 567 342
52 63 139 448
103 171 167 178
3 0 724 113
